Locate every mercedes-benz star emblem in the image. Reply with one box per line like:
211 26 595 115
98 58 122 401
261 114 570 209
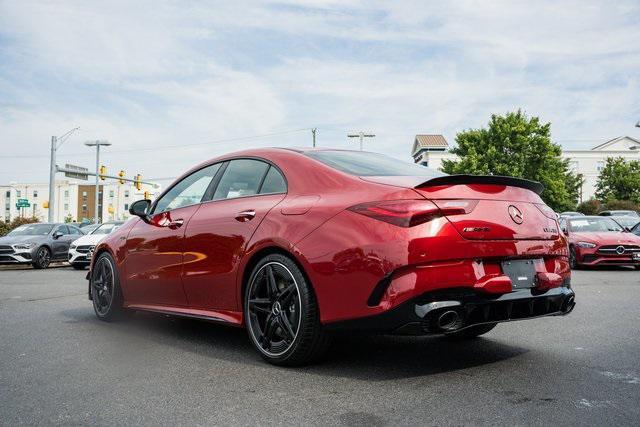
271 301 282 316
508 205 524 224
616 245 625 255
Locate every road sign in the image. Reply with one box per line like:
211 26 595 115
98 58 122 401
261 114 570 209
62 163 89 180
16 199 30 208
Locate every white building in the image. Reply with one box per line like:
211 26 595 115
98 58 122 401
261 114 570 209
0 180 160 223
412 134 640 202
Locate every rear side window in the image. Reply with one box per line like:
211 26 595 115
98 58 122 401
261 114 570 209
213 159 269 200
259 166 287 194
305 150 445 177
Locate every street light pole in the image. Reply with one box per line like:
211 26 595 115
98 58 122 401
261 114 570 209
47 127 80 222
84 140 112 223
347 131 375 151
48 136 57 223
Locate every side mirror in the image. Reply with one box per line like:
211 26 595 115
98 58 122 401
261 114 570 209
129 199 151 222
562 229 568 236
53 231 63 239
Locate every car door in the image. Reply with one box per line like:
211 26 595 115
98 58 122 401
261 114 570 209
51 225 74 259
124 163 222 306
182 160 287 311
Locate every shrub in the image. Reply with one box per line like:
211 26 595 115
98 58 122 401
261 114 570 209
576 199 601 215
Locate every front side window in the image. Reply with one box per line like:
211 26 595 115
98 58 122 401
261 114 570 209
56 225 70 235
154 164 221 213
213 160 269 200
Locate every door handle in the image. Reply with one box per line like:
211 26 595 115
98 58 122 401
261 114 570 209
168 219 184 229
235 210 256 222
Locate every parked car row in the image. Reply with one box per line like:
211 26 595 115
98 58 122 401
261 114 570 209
558 216 640 269
0 221 123 269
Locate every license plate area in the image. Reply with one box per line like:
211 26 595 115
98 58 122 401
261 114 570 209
501 259 540 289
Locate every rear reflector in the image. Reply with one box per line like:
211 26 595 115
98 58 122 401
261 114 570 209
348 199 476 227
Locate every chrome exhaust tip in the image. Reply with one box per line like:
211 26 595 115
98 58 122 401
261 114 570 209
437 310 463 331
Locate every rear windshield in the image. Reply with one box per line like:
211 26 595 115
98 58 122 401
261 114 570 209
568 217 623 232
306 150 445 177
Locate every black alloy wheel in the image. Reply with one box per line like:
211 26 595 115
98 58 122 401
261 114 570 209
569 246 578 270
245 254 331 366
91 253 123 321
32 247 51 269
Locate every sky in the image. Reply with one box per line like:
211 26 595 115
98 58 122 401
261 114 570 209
1 0 639 186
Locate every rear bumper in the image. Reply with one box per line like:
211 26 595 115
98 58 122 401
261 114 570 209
325 285 575 335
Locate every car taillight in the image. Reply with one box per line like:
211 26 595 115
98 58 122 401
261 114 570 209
534 203 557 219
347 199 475 227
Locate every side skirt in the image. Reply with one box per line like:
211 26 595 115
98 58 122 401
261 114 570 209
124 303 244 327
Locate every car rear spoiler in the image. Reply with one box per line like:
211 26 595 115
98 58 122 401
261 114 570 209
415 174 544 195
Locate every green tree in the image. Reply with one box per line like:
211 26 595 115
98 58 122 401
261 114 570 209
441 110 579 211
594 157 640 203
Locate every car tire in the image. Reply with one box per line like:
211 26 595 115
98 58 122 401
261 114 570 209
244 253 331 366
32 246 51 269
90 252 124 322
569 245 580 270
72 263 86 270
445 323 497 339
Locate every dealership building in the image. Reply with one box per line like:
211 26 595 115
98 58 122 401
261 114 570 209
0 180 160 223
412 134 640 202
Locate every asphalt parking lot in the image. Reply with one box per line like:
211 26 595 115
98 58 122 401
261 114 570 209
0 265 639 426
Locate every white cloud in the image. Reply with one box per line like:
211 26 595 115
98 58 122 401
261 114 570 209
0 0 639 184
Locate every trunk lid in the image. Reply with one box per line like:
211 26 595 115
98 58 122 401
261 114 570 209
361 174 558 241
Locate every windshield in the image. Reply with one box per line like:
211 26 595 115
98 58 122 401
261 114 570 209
7 224 54 236
91 222 123 235
306 150 445 178
569 217 624 233
612 216 640 228
611 210 639 218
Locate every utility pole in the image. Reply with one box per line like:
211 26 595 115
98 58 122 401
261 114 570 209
84 140 112 223
47 127 80 222
311 128 317 147
347 131 375 151
48 136 57 223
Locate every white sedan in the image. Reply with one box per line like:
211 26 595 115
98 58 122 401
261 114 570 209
68 221 124 269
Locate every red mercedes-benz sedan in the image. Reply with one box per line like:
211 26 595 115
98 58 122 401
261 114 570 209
88 148 575 365
559 215 640 269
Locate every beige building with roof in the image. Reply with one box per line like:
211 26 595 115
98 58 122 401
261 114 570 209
412 134 640 203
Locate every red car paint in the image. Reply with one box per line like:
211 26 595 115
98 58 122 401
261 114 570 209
561 216 640 267
91 148 572 328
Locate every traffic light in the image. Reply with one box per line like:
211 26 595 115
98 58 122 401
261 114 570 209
99 165 107 181
118 170 125 184
143 191 149 200
135 174 142 191
43 201 49 209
